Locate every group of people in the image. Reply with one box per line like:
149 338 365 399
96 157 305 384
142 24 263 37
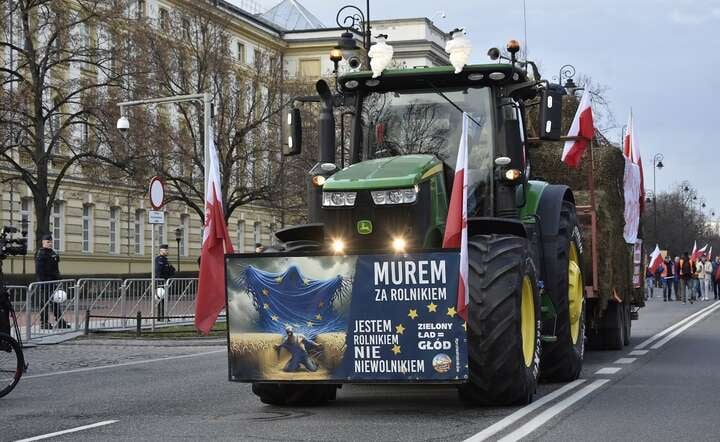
647 253 720 304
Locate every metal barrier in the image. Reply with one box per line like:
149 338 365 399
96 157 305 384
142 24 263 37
9 277 201 341
76 279 124 331
26 279 77 340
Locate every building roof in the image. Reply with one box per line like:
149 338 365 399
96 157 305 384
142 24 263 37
260 0 325 31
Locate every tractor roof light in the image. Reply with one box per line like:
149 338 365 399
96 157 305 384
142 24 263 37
331 238 346 254
391 237 407 253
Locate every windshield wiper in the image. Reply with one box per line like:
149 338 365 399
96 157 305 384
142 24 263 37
425 80 484 129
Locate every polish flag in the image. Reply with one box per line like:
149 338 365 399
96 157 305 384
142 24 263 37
623 112 645 212
561 89 595 168
648 245 663 274
443 113 469 321
691 241 698 261
709 246 713 261
195 126 234 334
692 242 707 261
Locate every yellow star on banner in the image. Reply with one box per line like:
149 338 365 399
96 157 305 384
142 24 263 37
395 324 406 335
315 314 323 320
263 303 269 310
408 309 418 320
427 302 438 312
446 306 457 318
262 288 269 296
462 322 467 331
307 321 314 327
275 276 283 283
303 278 310 286
271 315 278 321
391 344 401 355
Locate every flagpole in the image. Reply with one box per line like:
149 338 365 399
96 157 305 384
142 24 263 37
588 138 599 295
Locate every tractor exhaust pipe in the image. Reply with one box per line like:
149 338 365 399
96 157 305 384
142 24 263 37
316 80 336 164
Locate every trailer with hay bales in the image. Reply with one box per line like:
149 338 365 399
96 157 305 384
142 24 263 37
225 38 641 407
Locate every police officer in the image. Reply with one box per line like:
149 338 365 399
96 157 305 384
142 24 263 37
35 234 68 329
155 244 176 321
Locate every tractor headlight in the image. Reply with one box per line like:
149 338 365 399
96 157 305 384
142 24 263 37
371 187 418 205
322 191 357 207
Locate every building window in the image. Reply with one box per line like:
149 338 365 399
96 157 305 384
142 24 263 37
109 207 120 254
82 204 93 253
298 59 321 78
253 221 261 246
50 201 64 251
237 220 245 253
254 49 262 69
136 0 146 18
159 7 169 31
20 198 33 249
180 214 189 256
134 209 144 255
236 41 245 63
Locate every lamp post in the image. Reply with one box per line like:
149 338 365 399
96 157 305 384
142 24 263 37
651 153 664 243
335 2 371 68
174 227 183 272
554 64 577 95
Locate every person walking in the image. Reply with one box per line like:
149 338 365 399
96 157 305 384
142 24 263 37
674 256 681 301
645 262 654 300
662 255 674 302
679 252 693 304
714 256 720 300
155 244 176 321
694 259 704 301
35 234 69 329
703 256 713 301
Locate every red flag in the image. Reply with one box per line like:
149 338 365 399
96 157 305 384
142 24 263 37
561 89 594 167
443 113 469 321
648 245 663 274
623 112 645 212
195 127 234 334
692 243 708 261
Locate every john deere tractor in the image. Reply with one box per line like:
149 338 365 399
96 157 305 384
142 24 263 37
255 41 585 406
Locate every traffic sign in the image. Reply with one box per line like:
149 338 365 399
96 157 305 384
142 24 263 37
149 176 165 210
148 210 165 224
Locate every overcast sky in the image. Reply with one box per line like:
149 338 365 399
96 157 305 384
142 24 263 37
246 0 720 212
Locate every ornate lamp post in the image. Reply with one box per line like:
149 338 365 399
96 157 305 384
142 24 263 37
335 2 371 69
174 227 183 271
651 153 664 242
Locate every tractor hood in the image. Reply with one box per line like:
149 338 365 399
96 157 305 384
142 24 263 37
323 155 442 191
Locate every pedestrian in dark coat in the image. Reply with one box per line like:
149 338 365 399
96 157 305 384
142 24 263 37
35 234 68 329
155 244 176 321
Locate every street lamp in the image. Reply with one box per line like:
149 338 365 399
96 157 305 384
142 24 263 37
335 2 371 69
174 227 183 271
651 153 664 242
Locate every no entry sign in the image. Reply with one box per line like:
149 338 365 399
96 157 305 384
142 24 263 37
149 176 165 210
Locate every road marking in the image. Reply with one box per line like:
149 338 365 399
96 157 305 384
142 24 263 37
629 350 648 356
15 420 118 441
462 379 586 442
594 367 621 375
496 379 609 442
650 301 720 349
23 349 225 380
635 301 719 349
614 358 636 364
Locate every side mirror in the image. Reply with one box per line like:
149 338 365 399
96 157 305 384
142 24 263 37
283 108 302 156
537 87 563 141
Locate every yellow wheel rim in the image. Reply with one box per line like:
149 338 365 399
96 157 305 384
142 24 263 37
568 243 584 344
520 276 536 367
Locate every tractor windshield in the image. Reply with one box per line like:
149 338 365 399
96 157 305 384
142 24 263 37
360 87 494 215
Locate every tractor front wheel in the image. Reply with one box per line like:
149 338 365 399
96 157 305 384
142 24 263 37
459 235 541 406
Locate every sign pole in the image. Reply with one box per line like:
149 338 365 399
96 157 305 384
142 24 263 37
151 223 155 332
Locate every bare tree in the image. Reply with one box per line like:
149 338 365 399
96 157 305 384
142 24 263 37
0 0 139 248
126 5 310 225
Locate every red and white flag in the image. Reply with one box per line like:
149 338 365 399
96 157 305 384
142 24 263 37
623 112 645 212
561 89 595 168
648 245 663 274
195 126 234 334
693 243 708 261
443 113 469 321
709 246 713 261
691 241 698 260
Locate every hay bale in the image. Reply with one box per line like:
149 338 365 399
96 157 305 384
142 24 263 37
529 143 635 307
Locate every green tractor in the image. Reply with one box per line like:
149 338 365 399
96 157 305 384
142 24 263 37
256 44 585 406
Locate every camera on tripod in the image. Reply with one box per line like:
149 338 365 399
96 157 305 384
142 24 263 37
0 225 28 259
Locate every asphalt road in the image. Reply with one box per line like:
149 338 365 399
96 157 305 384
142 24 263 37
2 296 719 442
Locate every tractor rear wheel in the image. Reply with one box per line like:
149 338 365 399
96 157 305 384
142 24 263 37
250 240 340 406
459 235 541 406
539 202 586 382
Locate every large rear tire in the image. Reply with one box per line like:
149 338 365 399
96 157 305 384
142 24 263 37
250 240 340 406
539 202 586 382
459 235 541 406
